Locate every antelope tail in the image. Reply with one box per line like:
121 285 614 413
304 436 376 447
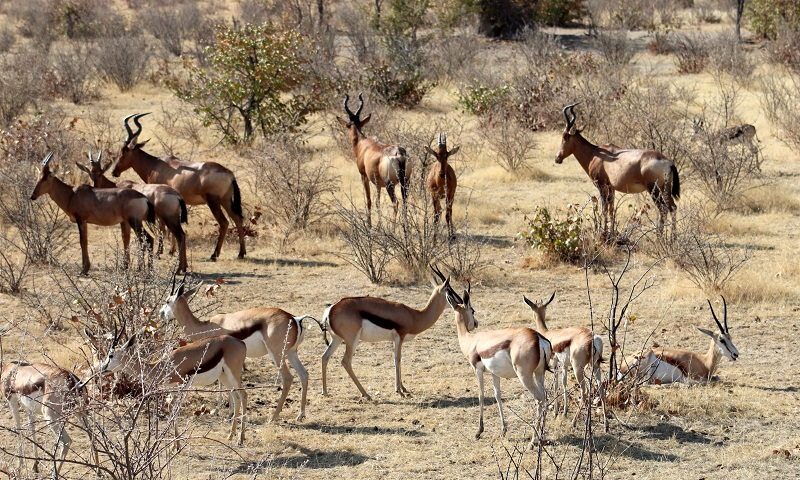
539 336 553 373
145 200 156 224
670 165 680 201
294 315 328 346
179 198 188 224
231 178 243 218
592 334 605 365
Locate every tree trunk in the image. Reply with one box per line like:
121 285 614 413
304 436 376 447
735 0 746 42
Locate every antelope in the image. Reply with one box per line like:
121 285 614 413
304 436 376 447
94 326 248 445
555 103 680 238
321 265 453 400
112 113 246 261
620 297 739 384
30 152 155 275
693 118 759 154
424 132 459 239
446 285 551 449
77 151 188 272
1 361 98 476
158 276 324 422
523 292 606 430
336 93 412 219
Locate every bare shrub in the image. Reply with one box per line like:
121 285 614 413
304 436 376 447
768 24 800 72
672 33 710 74
479 121 537 173
0 232 30 294
0 48 47 125
594 29 636 66
140 3 204 57
7 0 59 47
707 33 756 82
334 197 392 284
94 33 150 91
647 31 673 55
245 135 338 245
50 41 100 104
759 74 800 150
425 33 484 85
0 24 16 53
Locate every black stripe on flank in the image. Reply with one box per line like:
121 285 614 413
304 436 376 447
229 323 262 342
192 349 224 375
358 310 399 331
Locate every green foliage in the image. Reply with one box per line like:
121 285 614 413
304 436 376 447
520 206 587 264
746 0 800 39
169 23 311 143
534 0 586 26
456 84 509 116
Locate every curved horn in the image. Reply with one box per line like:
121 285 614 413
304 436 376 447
355 92 364 118
721 295 728 332
343 94 353 117
122 114 136 143
562 102 580 131
707 299 724 333
41 152 54 168
132 112 150 138
87 151 94 166
170 269 178 294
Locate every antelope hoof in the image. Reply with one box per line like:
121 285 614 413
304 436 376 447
295 413 306 422
238 252 245 259
475 429 483 440
501 426 507 437
33 461 39 473
269 414 281 424
360 394 373 402
209 255 218 262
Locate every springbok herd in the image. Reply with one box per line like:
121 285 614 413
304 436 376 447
1 95 748 475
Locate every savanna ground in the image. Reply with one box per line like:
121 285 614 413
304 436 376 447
1 1 800 478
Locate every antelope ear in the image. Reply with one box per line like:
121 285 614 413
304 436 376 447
176 283 185 298
336 116 349 128
75 162 90 174
696 327 716 338
102 161 113 173
136 139 150 149
523 295 536 309
424 145 436 156
359 114 371 127
84 327 97 342
448 145 460 156
123 333 138 349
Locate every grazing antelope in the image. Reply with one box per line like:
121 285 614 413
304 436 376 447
424 132 459 238
693 118 759 154
30 152 155 275
321 265 453 399
336 93 412 219
159 277 324 422
77 151 188 272
555 103 680 238
1 361 98 476
620 297 739 384
112 113 246 261
95 326 248 445
446 286 551 448
523 292 606 430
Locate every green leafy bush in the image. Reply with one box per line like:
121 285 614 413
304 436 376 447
520 206 587 264
456 84 509 116
534 0 586 26
746 0 800 39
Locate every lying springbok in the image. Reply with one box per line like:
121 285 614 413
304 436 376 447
424 132 459 238
159 277 324 422
77 151 188 272
337 93 411 219
1 361 98 476
693 118 759 154
31 152 155 275
446 286 551 448
555 103 680 238
321 265 453 399
620 297 739 384
95 326 248 445
523 292 607 430
112 113 246 261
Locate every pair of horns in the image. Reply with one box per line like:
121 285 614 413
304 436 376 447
87 150 103 166
562 102 580 131
707 296 729 333
430 264 467 304
343 93 364 121
41 152 54 168
437 132 447 147
522 291 555 309
123 112 151 145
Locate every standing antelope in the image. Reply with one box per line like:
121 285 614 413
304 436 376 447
112 113 246 261
554 103 680 238
620 297 739 384
159 277 324 422
321 265 452 399
1 361 98 476
336 93 412 219
77 151 188 272
424 132 459 238
30 152 155 275
446 286 551 448
95 327 248 445
523 293 606 430
693 118 759 154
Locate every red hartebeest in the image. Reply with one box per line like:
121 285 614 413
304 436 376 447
425 132 459 238
112 113 246 261
77 151 188 272
336 93 412 219
554 103 680 238
31 152 155 275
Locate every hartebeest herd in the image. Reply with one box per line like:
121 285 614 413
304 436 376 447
3 98 749 473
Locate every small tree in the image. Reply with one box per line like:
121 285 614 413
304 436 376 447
170 23 311 143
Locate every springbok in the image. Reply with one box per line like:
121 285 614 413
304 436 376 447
112 113 246 261
693 118 759 154
446 286 551 448
620 297 739 384
1 361 98 476
77 151 188 272
30 152 155 275
95 326 248 445
321 265 453 399
159 277 324 422
555 103 680 238
523 292 606 430
424 132 459 238
336 93 412 219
